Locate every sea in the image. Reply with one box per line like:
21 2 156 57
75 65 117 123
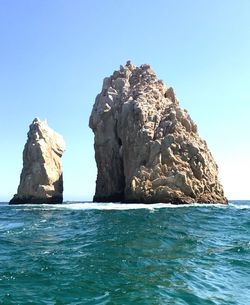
0 200 249 305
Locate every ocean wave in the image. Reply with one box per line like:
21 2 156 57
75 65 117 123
17 202 228 211
1 199 249 305
228 203 250 209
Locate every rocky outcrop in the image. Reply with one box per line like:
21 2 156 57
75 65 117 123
10 118 65 204
89 61 227 204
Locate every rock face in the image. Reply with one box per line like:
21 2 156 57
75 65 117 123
10 118 65 204
89 62 227 204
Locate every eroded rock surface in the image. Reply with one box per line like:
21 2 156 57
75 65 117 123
10 118 65 204
89 62 227 204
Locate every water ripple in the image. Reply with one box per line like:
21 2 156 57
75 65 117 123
0 200 249 304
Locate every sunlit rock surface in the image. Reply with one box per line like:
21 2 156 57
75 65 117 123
89 62 227 204
10 118 65 204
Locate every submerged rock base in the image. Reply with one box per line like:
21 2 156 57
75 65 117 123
89 62 227 204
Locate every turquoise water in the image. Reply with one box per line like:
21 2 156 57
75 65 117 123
0 201 249 305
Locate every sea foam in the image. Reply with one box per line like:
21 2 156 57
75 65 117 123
18 202 229 211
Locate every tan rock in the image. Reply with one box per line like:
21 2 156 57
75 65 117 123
10 118 65 204
89 62 227 204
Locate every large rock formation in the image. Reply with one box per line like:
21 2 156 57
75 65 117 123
10 118 65 204
89 62 227 204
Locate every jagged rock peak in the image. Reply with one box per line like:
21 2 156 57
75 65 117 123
9 118 65 204
89 62 227 204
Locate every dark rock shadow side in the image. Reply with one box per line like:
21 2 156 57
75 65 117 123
9 174 64 204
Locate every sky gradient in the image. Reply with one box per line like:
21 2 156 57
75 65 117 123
0 0 249 201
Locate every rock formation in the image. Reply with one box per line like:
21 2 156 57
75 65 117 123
89 61 227 204
10 118 65 204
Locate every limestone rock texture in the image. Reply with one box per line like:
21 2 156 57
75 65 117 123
10 118 65 204
89 62 227 204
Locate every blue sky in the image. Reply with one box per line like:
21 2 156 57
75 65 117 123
0 0 249 201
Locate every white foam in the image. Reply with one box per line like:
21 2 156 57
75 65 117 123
229 203 250 210
31 202 228 211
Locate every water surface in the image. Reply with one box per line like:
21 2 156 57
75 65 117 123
0 201 249 304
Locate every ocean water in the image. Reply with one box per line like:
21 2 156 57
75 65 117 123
0 201 249 305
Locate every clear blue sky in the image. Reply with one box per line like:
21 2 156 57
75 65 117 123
0 0 249 201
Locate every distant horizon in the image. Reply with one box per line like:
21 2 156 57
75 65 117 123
0 199 249 204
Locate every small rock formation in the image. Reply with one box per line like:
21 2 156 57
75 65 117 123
89 62 227 204
10 118 65 204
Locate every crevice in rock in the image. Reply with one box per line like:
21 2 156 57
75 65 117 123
89 62 227 204
116 135 125 201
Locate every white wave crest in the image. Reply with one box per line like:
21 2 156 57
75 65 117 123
229 203 250 209
35 202 228 211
